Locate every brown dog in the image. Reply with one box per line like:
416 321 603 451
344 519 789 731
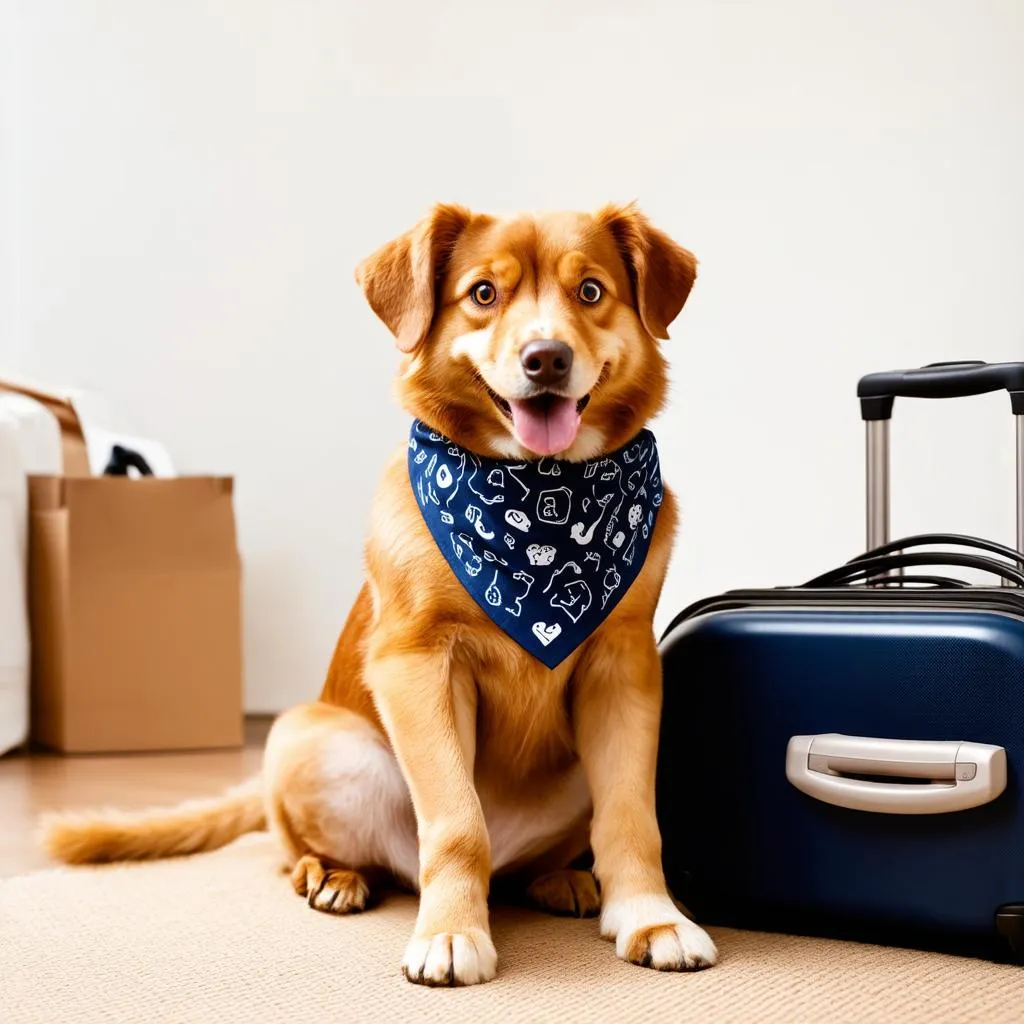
41 204 718 986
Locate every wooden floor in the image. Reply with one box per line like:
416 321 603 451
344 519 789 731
0 718 272 878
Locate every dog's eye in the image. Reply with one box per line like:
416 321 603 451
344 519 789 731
578 279 603 304
471 281 497 306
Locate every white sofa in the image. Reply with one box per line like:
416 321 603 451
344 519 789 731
0 395 61 754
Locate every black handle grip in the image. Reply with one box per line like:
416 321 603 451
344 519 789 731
803 550 1024 589
858 361 1024 420
849 532 1024 568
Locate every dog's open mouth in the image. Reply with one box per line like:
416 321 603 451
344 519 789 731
486 389 590 456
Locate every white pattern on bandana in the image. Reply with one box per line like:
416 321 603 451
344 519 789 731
408 420 664 668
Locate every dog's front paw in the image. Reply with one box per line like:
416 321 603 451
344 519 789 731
601 893 717 971
401 928 497 987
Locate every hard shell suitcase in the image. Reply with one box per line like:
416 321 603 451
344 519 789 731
657 361 1024 962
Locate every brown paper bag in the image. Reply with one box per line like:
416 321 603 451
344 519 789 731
2 379 244 753
29 476 244 752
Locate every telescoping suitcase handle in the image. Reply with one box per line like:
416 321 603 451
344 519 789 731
857 360 1024 562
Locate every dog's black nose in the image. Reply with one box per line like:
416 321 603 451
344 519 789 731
520 340 573 387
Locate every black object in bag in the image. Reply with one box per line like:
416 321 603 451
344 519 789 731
657 361 1024 963
103 445 155 478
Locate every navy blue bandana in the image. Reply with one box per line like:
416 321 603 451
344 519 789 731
408 419 664 668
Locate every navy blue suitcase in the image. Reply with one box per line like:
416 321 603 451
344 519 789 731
657 361 1024 962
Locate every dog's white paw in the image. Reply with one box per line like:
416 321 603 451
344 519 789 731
601 893 718 971
402 928 497 987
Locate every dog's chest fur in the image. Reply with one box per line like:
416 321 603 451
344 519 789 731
467 632 581 780
368 448 585 778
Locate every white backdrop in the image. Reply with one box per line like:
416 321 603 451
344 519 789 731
3 0 1022 711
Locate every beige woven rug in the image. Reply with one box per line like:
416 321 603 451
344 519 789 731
1 834 1020 1024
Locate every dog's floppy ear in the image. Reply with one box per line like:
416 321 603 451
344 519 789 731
355 204 473 353
596 203 697 340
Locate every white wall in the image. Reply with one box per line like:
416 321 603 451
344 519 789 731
4 0 1022 711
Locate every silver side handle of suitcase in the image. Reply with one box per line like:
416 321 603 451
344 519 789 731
786 734 1007 814
857 360 1024 580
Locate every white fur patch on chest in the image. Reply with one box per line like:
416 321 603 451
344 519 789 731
480 762 591 873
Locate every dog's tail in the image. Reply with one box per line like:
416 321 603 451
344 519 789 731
38 775 267 865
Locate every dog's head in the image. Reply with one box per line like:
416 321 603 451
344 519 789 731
356 204 696 460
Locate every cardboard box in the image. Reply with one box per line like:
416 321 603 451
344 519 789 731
4 380 244 753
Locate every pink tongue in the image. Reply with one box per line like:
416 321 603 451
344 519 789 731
509 397 581 456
